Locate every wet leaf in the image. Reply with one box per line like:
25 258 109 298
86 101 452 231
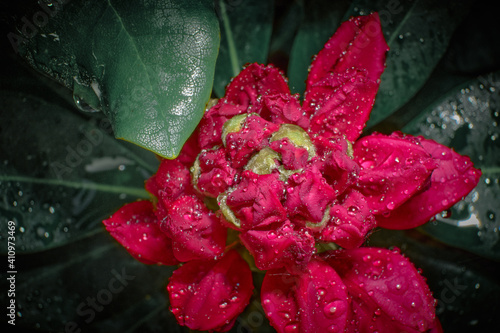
0 231 176 332
13 0 220 158
213 0 274 98
403 72 500 260
0 91 157 254
343 0 473 128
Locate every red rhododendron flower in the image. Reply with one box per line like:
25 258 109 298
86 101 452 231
103 12 480 332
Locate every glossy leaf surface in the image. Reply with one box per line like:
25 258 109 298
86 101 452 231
0 91 156 254
14 0 220 158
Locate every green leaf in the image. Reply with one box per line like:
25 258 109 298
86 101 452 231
0 231 176 332
14 0 220 159
370 67 474 133
267 0 304 67
287 0 351 94
342 0 473 128
0 91 157 254
403 72 500 261
213 0 274 98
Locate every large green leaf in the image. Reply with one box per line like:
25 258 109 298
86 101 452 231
287 0 351 94
12 0 220 159
403 72 500 261
0 231 177 332
0 91 157 254
213 0 274 98
341 0 472 128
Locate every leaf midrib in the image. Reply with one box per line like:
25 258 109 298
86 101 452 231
386 0 418 46
0 175 149 198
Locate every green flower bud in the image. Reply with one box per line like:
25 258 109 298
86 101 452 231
270 124 316 159
244 147 280 175
221 113 250 146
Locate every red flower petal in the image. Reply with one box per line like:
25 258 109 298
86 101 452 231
322 247 441 333
260 93 310 129
224 63 290 107
198 101 248 149
193 147 237 198
305 13 388 142
223 171 287 230
225 114 279 168
313 135 360 196
167 250 253 332
163 195 227 262
307 69 381 142
176 128 201 167
103 201 178 265
376 137 482 229
353 132 437 215
261 257 350 333
240 221 315 270
198 64 290 149
145 159 192 200
318 190 376 249
307 13 388 88
285 165 336 227
269 137 309 170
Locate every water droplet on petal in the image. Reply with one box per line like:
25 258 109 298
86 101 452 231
417 319 427 332
323 300 346 319
267 231 277 240
284 323 299 332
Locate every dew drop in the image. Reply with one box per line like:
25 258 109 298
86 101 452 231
73 94 98 113
267 231 277 240
328 324 337 332
284 323 298 332
323 300 346 318
417 319 427 332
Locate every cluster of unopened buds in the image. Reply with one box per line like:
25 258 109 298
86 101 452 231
103 13 481 332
